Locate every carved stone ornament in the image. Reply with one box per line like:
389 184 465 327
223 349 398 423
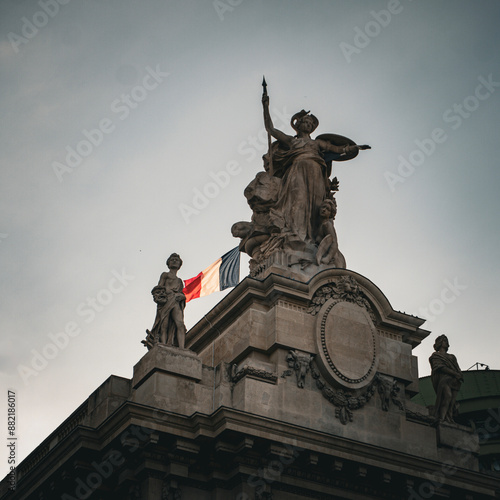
286 350 314 388
307 276 376 322
313 291 379 390
311 361 376 425
311 364 405 425
376 374 405 412
230 364 278 384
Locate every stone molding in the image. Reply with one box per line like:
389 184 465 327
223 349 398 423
132 345 202 389
230 364 278 385
377 329 402 341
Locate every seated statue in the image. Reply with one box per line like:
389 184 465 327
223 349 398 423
315 198 346 268
429 335 463 423
143 253 187 350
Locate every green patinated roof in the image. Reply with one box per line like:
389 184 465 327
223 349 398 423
412 370 500 411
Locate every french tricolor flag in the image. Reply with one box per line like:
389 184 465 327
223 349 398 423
183 247 240 302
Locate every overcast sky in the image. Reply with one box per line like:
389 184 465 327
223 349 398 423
1 0 499 477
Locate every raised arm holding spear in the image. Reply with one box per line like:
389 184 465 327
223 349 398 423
262 76 274 176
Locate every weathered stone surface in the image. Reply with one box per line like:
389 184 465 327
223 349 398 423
133 344 202 388
132 369 212 415
87 375 131 427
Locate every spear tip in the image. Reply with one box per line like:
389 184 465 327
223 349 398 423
262 76 268 96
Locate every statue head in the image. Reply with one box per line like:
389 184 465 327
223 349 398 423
151 285 168 305
319 198 337 219
291 109 319 134
433 334 449 352
166 253 183 270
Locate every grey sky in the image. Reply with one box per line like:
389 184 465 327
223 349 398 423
1 0 499 477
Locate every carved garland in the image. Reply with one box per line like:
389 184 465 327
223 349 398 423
310 361 377 425
230 364 278 384
281 350 405 425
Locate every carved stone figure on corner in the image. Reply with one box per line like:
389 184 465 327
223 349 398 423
429 335 463 424
143 253 187 350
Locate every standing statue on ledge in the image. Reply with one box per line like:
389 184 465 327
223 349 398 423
429 335 463 424
232 78 371 275
143 253 187 350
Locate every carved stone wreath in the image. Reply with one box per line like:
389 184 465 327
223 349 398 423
307 276 377 324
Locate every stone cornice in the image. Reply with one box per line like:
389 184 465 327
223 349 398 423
186 268 430 355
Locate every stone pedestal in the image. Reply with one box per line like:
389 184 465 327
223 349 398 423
133 345 202 387
132 345 212 415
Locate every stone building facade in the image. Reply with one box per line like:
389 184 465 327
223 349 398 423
1 267 499 499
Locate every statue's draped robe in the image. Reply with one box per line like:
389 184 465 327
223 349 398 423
429 351 462 420
270 137 330 242
151 275 185 344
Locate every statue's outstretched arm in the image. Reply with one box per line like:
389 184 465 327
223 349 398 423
317 139 371 155
262 95 292 146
